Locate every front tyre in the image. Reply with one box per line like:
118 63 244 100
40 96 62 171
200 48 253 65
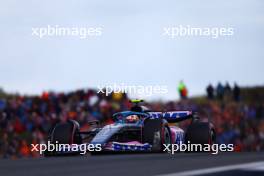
44 120 82 156
143 119 171 152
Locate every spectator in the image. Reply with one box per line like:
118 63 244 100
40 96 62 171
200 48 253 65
224 82 232 94
233 83 241 102
206 83 214 100
178 81 188 99
216 82 224 100
224 82 232 101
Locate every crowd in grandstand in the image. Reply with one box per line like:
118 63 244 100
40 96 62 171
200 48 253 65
206 82 241 101
0 84 263 158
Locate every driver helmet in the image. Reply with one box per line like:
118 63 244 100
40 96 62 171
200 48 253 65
126 115 139 123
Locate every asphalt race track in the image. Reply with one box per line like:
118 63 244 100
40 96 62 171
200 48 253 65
1 152 264 176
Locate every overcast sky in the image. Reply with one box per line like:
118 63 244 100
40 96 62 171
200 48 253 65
0 0 263 100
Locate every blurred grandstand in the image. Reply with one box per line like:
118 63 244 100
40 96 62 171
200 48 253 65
0 85 264 158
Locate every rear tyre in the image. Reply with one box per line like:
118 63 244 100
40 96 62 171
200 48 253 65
185 122 216 152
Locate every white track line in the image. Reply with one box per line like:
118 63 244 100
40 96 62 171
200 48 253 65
158 161 264 176
242 165 264 171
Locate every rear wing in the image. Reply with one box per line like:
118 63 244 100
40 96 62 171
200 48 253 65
148 111 193 122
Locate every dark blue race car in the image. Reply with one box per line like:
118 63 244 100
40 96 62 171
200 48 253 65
45 100 216 155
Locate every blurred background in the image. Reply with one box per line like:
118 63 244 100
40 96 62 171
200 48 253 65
0 0 263 158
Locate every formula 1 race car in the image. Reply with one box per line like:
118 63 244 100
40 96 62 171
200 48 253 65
45 100 216 155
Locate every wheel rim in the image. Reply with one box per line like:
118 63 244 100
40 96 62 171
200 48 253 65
164 127 171 144
209 130 215 145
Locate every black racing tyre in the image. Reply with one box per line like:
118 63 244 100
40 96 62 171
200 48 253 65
44 120 82 156
185 122 216 146
143 118 171 152
51 120 82 144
